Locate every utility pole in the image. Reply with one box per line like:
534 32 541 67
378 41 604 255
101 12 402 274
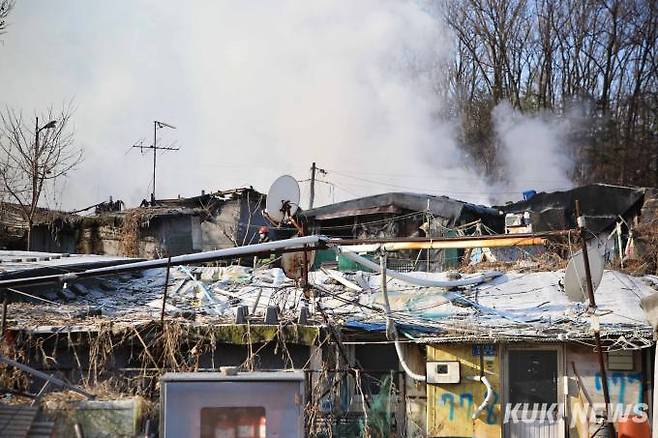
308 162 326 209
576 200 616 438
133 121 179 204
29 117 56 250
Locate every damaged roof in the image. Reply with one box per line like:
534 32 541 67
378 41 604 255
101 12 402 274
0 250 137 279
4 250 655 347
302 192 500 225
121 187 266 219
500 183 646 233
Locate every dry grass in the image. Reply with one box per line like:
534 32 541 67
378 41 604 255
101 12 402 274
119 210 143 257
622 221 658 276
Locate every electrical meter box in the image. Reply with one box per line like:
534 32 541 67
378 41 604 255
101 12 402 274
426 361 460 384
160 371 305 438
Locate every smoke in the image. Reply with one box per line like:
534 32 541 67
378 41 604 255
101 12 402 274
0 1 497 209
491 102 574 202
0 1 574 210
180 1 493 206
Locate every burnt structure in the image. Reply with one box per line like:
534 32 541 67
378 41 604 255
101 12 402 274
302 192 503 239
28 187 269 258
499 183 648 233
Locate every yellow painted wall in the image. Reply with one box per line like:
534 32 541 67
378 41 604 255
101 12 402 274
427 344 502 438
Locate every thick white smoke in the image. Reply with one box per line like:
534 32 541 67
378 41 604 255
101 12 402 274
0 1 495 209
180 1 494 207
491 102 573 202
0 1 573 210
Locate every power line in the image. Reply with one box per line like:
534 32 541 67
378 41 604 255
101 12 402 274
324 167 573 184
327 169 570 197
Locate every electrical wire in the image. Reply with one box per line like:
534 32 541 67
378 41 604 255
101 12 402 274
327 170 567 197
323 167 578 185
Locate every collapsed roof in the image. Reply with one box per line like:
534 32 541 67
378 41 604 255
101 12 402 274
500 183 646 233
3 249 654 347
303 192 501 227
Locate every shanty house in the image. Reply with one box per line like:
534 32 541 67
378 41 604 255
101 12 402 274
499 183 649 234
302 192 504 271
1 235 656 437
0 202 75 251
28 187 270 259
303 192 503 238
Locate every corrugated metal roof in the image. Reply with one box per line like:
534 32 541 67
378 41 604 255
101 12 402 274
3 257 655 344
0 250 137 279
0 404 54 438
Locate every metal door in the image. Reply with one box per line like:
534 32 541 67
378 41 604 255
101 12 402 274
506 348 564 438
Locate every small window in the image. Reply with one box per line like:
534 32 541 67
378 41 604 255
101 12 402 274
608 351 634 371
200 407 266 438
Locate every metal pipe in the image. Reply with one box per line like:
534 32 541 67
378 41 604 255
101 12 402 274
333 230 569 245
471 375 494 419
337 249 501 288
0 235 329 289
393 338 425 383
74 423 85 438
337 235 547 252
160 256 171 324
380 252 392 337
380 251 425 382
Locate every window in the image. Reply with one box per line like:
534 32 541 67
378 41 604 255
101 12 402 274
200 407 266 438
354 344 400 395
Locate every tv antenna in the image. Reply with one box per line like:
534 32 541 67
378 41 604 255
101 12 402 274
132 120 180 203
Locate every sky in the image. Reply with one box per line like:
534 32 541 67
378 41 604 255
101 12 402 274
0 1 572 211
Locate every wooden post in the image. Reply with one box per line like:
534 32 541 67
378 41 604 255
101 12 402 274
160 257 172 324
1 290 7 341
576 200 616 438
309 162 316 209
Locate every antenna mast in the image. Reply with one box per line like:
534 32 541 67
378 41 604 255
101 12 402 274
133 120 179 203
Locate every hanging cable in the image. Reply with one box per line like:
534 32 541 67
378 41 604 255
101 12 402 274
380 251 425 382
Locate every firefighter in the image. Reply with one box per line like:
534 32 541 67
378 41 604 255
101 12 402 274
253 226 271 268
258 226 270 243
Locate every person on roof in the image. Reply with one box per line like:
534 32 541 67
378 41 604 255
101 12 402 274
253 226 273 268
258 226 270 244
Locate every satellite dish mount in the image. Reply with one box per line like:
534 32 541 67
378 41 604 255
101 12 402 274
264 175 304 234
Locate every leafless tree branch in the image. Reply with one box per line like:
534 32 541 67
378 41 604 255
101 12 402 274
0 103 83 249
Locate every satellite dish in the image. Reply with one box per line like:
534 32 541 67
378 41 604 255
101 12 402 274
564 240 605 303
265 175 300 224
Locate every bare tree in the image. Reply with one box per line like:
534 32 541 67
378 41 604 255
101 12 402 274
443 0 658 187
0 0 14 36
0 105 82 249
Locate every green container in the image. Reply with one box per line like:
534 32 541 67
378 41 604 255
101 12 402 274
337 254 375 272
311 249 338 270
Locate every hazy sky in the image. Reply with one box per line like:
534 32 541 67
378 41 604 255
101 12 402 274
0 1 570 211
